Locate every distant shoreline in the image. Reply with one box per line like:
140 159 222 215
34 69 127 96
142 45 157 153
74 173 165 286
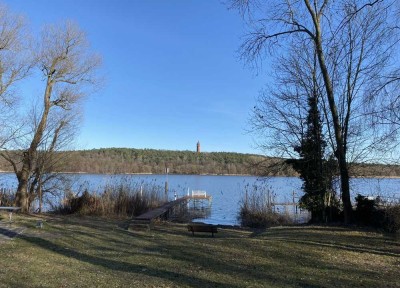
1 148 400 177
1 170 400 179
0 171 257 177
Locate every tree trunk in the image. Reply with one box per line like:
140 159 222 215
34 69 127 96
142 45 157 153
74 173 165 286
339 157 352 223
15 158 30 211
15 79 53 212
309 9 353 224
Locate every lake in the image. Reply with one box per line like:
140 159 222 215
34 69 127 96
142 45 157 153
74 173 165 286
1 173 399 225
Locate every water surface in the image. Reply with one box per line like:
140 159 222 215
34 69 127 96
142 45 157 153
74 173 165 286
0 173 399 225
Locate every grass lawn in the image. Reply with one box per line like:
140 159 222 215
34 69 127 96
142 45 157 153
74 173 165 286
0 213 399 287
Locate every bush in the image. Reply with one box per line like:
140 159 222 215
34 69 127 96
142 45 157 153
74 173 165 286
0 189 14 206
239 206 291 228
53 181 165 217
355 194 379 226
54 189 99 215
354 194 400 233
238 185 292 228
384 205 400 233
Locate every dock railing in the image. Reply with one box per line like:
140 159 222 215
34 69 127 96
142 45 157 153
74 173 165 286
191 190 207 199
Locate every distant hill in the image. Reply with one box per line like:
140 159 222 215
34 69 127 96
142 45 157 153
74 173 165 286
61 148 296 176
349 163 400 178
0 148 294 176
0 148 399 177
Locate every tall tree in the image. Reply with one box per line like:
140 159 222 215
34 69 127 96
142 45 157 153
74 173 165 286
233 0 399 224
7 22 101 212
0 4 30 148
26 110 78 212
289 95 336 222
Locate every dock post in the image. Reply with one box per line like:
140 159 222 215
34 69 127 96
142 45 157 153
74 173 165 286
165 167 169 202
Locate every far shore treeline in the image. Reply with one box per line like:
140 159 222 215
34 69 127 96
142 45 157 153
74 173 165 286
0 148 399 177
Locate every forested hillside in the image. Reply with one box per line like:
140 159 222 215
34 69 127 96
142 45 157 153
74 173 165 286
0 148 399 176
0 148 294 175
62 148 295 175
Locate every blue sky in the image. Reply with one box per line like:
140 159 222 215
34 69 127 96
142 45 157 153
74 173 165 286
5 0 266 154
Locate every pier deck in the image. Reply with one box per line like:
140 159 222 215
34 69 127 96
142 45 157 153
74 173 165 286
130 194 212 230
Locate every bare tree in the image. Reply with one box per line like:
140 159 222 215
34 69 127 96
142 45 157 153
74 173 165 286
6 22 101 212
233 0 400 223
0 4 30 148
24 108 80 212
251 37 317 158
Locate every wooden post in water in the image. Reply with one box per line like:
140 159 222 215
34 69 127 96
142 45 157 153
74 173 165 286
165 167 169 202
245 190 248 209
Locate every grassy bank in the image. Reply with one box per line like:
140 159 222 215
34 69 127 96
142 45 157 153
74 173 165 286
0 214 399 287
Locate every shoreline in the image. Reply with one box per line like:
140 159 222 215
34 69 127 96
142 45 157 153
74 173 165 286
0 171 260 177
1 170 400 179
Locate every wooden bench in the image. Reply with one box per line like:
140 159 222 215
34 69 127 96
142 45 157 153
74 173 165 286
187 224 218 237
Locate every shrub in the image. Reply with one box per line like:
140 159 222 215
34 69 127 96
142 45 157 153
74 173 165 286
53 181 165 217
239 206 291 228
238 185 292 228
355 194 379 226
384 205 400 233
354 194 400 233
0 189 14 206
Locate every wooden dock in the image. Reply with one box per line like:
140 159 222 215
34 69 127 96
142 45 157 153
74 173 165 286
130 191 212 230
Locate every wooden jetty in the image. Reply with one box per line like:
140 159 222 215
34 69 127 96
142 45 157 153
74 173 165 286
130 190 211 230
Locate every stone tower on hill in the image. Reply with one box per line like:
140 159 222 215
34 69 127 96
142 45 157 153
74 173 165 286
196 141 200 153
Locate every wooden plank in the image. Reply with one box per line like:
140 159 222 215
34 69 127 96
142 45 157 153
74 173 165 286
134 197 188 221
132 195 213 226
135 207 167 220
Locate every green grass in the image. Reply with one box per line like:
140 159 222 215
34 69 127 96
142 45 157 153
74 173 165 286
0 213 399 287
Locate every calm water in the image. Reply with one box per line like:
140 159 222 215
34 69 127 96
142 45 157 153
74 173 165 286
0 173 399 225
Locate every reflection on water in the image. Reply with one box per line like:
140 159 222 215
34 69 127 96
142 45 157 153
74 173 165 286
0 173 399 225
170 206 212 223
187 197 212 223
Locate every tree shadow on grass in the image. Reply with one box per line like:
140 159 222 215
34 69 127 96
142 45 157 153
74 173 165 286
15 216 400 288
18 234 239 288
146 231 390 288
254 226 400 257
0 226 26 240
16 220 321 288
0 227 19 238
19 215 400 287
